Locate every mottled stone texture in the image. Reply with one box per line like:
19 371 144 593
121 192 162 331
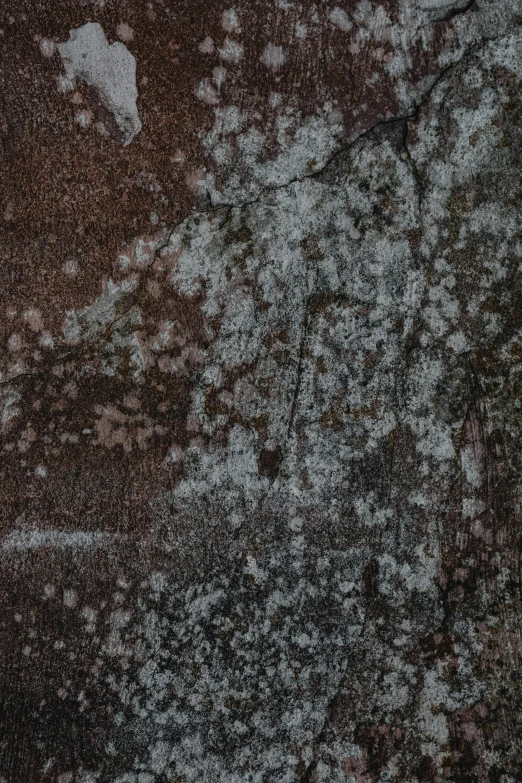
1 0 522 781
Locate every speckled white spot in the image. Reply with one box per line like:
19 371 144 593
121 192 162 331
260 42 286 70
39 37 56 58
329 7 353 32
221 8 240 32
218 37 244 63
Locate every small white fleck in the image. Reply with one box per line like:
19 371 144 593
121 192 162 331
75 110 92 128
213 66 227 89
39 37 56 58
63 258 78 276
446 330 469 353
115 22 134 43
63 588 78 609
329 7 353 31
260 43 286 71
56 74 74 93
199 36 214 54
195 78 220 105
218 37 244 63
44 583 56 599
295 22 308 39
221 8 240 32
7 333 21 352
39 332 54 349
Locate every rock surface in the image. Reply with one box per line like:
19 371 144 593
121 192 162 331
1 0 522 780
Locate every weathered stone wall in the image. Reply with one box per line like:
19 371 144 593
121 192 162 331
0 0 521 780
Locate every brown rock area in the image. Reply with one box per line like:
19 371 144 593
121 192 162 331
1 0 522 780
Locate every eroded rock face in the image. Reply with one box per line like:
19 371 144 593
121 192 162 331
1 0 522 781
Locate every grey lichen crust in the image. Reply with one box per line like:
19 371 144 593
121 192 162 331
55 28 521 781
106 123 421 781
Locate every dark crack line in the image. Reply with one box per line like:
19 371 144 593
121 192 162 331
401 117 426 219
417 0 479 32
186 25 495 579
296 47 475 780
246 273 314 526
440 0 477 23
287 289 313 440
209 114 417 218
206 30 514 218
300 605 373 783
300 681 343 783
0 29 506 395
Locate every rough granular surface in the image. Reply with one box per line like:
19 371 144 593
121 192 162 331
1 0 522 780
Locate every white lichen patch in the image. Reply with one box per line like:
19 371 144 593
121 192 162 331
58 22 141 145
